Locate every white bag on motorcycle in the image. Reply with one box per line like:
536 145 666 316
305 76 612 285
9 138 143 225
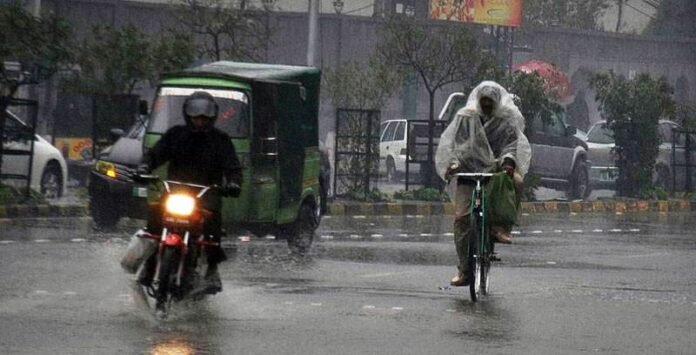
120 229 157 274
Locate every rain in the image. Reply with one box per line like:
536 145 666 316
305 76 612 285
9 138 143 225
1 0 695 354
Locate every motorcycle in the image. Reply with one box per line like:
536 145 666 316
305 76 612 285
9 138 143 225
124 174 238 318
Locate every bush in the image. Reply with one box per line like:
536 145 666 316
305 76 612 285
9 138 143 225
0 184 45 205
639 187 669 201
348 187 391 202
394 187 450 202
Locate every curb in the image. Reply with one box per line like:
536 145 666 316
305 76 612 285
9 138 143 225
327 199 694 216
0 204 88 219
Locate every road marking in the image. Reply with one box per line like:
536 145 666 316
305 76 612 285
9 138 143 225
349 234 363 239
554 230 563 233
511 231 521 235
391 307 404 311
629 228 641 232
320 235 334 240
521 213 530 216
62 291 77 296
546 261 557 265
352 215 366 219
310 303 322 307
363 305 376 310
238 236 251 242
445 309 457 313
265 235 276 240
71 238 86 242
610 229 622 232
571 230 584 233
593 229 604 233
34 290 49 295
370 234 383 238
0 240 16 244
570 212 577 216
34 239 50 243
420 233 434 237
398 233 410 237
443 232 454 237
531 230 543 234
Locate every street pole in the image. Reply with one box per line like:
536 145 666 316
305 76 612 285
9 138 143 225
307 0 319 66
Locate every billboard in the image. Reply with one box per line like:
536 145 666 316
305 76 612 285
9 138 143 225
430 0 522 27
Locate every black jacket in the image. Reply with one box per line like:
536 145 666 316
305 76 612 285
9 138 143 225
146 125 242 187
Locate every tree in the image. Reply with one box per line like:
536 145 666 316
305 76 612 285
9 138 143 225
591 72 675 197
644 0 696 38
522 0 611 30
65 25 195 95
322 56 404 197
173 0 274 62
0 1 73 181
376 16 491 186
502 71 564 200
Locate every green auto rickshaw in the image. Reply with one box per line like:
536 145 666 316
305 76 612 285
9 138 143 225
141 61 323 252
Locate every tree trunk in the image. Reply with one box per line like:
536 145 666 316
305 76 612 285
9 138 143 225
615 0 623 32
426 90 436 188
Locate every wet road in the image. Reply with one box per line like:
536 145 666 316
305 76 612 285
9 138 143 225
0 213 695 354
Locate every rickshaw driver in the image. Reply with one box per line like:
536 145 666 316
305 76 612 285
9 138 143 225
139 91 243 294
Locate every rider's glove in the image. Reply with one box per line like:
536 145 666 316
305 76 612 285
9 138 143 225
223 182 241 197
445 162 460 181
501 158 516 178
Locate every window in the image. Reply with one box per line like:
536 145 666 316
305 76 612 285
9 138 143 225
382 122 397 142
380 122 388 141
149 87 249 138
587 123 615 144
394 122 406 141
544 112 567 137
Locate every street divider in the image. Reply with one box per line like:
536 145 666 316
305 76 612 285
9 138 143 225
327 199 693 216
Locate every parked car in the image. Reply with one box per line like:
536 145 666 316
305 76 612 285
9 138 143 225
88 117 148 228
438 93 591 200
378 119 445 183
1 109 68 199
585 119 696 191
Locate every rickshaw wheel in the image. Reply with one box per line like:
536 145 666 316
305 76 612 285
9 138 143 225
285 200 319 254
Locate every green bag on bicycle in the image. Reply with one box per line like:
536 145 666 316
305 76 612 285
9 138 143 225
485 172 519 226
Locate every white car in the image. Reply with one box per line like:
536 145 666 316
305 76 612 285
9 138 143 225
378 119 446 182
585 119 696 191
1 110 68 198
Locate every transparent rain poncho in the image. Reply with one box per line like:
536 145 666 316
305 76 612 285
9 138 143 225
435 81 531 195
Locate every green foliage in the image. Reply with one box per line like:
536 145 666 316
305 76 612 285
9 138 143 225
502 71 564 133
173 0 273 62
639 187 669 201
523 0 611 30
376 15 489 119
591 71 675 197
64 26 195 95
394 187 449 202
0 183 45 205
322 56 404 111
0 1 73 96
348 187 391 202
644 0 696 38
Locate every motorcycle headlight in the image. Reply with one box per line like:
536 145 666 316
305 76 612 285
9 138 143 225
165 194 195 216
95 160 117 179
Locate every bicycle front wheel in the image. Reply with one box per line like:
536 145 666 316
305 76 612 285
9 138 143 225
468 212 482 302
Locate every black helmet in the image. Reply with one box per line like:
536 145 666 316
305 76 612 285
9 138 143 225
182 91 218 127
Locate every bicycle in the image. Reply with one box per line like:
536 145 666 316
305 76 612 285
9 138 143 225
454 172 495 302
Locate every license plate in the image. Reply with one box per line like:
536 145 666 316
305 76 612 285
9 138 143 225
132 187 148 198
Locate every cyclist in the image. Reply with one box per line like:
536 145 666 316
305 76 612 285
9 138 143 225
435 81 531 286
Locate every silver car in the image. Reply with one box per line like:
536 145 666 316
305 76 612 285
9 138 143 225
585 119 696 191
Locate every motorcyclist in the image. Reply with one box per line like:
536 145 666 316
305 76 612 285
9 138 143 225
435 81 531 287
139 90 242 294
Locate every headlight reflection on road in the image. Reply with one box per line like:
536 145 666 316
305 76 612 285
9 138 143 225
150 337 195 355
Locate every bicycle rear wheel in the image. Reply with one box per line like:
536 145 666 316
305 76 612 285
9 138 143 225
468 212 482 302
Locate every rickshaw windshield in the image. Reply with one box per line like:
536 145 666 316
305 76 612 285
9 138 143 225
149 87 249 138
